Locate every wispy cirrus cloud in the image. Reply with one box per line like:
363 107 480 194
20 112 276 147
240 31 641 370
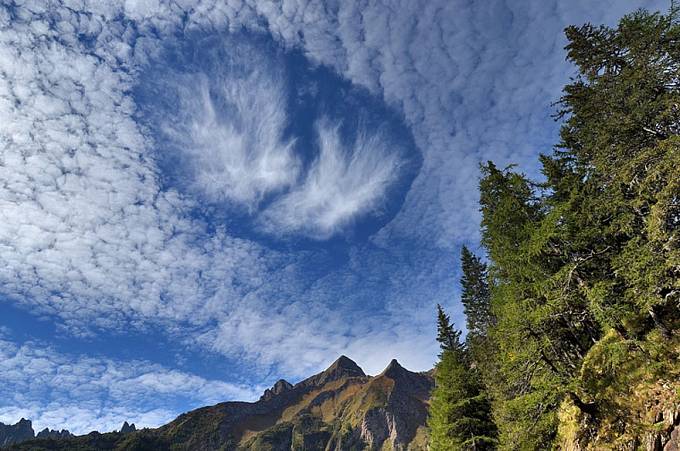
150 36 299 209
244 0 667 246
0 0 421 385
0 0 665 347
260 120 403 238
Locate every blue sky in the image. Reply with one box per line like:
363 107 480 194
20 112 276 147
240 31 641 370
0 0 668 435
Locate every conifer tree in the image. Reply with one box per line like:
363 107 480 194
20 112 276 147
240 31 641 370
472 7 680 449
436 304 462 353
428 6 678 449
429 306 497 450
460 247 494 358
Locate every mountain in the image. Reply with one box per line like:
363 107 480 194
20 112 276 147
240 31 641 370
0 419 34 447
119 422 136 434
0 419 71 447
36 429 73 440
5 356 433 450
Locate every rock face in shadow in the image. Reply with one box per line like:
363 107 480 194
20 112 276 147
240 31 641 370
0 419 34 447
357 359 433 450
6 356 433 451
120 421 136 434
1 419 73 447
259 379 294 402
36 428 73 440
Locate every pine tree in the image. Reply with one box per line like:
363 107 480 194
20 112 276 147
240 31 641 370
558 9 680 338
429 306 497 450
471 6 680 449
436 304 463 354
460 247 494 357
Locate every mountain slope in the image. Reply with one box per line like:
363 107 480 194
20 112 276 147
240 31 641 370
6 356 433 450
159 356 432 450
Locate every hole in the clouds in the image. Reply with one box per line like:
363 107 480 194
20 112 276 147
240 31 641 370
134 30 421 243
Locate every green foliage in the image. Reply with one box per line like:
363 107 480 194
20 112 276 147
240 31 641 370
437 304 464 354
429 307 497 450
428 349 497 451
243 423 293 451
460 247 494 354
431 5 680 450
290 415 332 450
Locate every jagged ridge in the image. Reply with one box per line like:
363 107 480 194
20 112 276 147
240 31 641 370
5 356 433 451
0 419 72 448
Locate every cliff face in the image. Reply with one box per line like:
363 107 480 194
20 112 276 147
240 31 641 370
0 419 34 447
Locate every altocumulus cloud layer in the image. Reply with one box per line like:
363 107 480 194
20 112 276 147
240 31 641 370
0 0 667 433
0 336 261 434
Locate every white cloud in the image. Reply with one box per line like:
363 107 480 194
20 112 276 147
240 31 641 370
260 120 402 238
0 0 670 424
154 38 299 208
0 338 262 435
0 2 276 338
241 0 668 246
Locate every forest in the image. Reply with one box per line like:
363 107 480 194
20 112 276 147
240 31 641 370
428 7 680 450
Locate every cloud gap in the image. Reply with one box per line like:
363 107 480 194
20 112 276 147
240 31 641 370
138 33 300 211
135 30 421 241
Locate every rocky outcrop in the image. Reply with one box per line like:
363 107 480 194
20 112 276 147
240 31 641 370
0 419 34 447
558 398 679 451
36 427 72 439
1 419 73 447
259 379 293 402
625 407 679 451
654 408 679 451
120 421 136 434
360 408 393 448
355 359 433 450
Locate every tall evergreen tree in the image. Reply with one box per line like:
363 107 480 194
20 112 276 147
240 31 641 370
436 304 463 354
460 247 494 354
428 6 678 449
471 7 680 449
429 307 497 450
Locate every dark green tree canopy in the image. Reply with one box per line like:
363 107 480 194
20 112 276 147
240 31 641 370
460 246 494 344
431 6 680 450
436 304 464 355
429 306 497 450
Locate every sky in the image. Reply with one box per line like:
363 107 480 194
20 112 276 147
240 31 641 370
0 0 668 435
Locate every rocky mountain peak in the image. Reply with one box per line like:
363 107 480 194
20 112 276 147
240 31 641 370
325 355 366 377
6 356 434 451
272 378 293 393
380 358 407 378
16 419 31 427
299 355 367 388
120 421 136 434
36 427 72 439
260 378 294 401
257 356 368 405
0 418 35 447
